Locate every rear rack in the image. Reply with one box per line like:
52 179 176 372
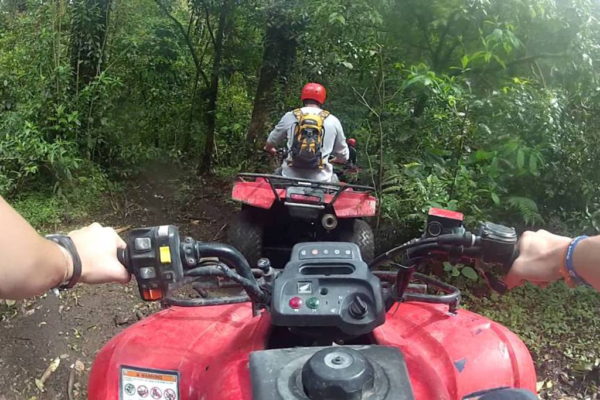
236 173 375 206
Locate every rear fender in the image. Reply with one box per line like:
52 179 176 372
232 179 285 209
330 190 377 218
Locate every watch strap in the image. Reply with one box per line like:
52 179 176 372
46 234 82 289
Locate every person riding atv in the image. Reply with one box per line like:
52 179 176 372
264 82 349 183
347 137 357 166
335 137 361 183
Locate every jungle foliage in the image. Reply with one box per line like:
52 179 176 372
2 2 600 395
1 0 600 234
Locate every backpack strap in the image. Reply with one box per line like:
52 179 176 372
319 110 330 120
292 108 303 121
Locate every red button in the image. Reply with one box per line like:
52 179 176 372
289 297 302 309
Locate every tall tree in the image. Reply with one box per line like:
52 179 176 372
199 0 235 173
246 1 301 147
70 0 112 91
154 0 210 149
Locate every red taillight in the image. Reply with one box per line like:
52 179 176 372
290 194 321 203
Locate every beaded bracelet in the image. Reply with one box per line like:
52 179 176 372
564 235 591 287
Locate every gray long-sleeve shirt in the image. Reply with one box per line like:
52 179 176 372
266 105 349 182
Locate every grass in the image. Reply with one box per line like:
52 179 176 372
9 171 115 231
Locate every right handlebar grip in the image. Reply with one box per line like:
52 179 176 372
489 247 519 295
498 247 519 274
508 247 519 268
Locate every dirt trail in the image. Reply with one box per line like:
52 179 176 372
0 163 234 399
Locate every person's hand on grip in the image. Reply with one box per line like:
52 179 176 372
504 230 571 289
263 144 278 156
69 223 130 285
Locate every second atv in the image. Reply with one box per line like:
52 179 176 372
227 173 377 268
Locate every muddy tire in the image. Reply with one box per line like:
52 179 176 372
227 208 264 268
338 219 375 263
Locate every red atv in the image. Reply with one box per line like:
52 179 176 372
88 208 537 400
227 172 377 268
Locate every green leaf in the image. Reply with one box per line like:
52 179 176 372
508 196 542 224
461 266 478 281
443 262 453 272
529 153 539 175
382 185 402 194
328 12 346 25
475 149 493 161
402 75 425 89
491 192 500 205
461 55 470 69
493 55 506 69
516 148 525 169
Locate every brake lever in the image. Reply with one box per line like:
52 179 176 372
478 267 508 294
474 247 520 294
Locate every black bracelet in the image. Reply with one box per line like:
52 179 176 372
46 234 82 289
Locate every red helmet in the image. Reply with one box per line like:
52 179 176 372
301 83 327 105
347 138 357 147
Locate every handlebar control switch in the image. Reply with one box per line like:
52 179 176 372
121 225 185 301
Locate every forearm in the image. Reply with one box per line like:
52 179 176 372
0 197 70 299
572 236 600 290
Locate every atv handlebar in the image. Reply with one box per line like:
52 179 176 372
117 226 268 304
369 222 519 294
118 212 518 307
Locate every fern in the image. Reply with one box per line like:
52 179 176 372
507 196 543 225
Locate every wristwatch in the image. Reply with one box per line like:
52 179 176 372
46 234 82 289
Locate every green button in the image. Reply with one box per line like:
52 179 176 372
306 297 320 309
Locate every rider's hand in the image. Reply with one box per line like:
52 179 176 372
68 223 130 285
264 145 277 156
504 230 571 289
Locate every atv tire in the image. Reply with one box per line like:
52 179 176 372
338 219 375 263
227 208 264 268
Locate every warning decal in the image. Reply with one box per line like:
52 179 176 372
120 365 179 400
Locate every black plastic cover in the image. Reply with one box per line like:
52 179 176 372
123 225 184 299
270 242 384 337
249 345 415 400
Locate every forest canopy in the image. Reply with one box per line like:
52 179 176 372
1 0 600 235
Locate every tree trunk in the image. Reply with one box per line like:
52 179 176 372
199 0 234 174
245 3 299 147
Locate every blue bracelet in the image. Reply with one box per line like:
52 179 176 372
565 235 591 287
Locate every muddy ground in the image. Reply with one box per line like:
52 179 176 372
0 164 597 399
0 165 233 399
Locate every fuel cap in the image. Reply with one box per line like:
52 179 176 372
302 347 374 400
